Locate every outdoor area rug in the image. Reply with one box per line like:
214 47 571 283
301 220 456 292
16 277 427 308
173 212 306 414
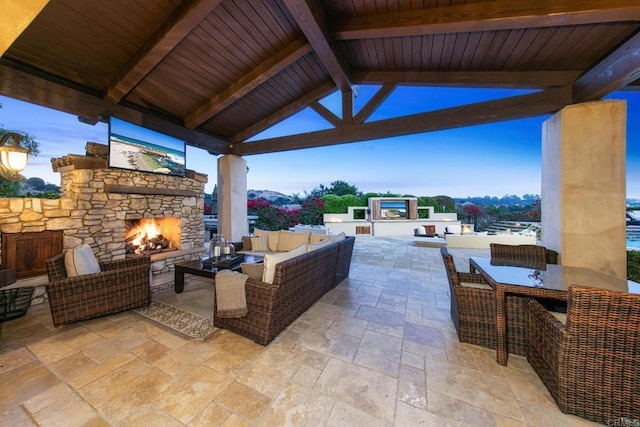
134 277 219 341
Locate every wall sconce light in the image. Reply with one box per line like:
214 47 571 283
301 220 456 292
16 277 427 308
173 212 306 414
0 133 29 181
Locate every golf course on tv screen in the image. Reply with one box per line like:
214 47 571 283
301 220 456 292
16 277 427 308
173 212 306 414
108 117 186 177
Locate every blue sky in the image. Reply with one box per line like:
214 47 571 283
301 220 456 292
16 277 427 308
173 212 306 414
1 87 639 199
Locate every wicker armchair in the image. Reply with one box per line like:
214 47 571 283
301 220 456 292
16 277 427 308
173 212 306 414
45 252 151 326
440 247 497 349
526 286 640 424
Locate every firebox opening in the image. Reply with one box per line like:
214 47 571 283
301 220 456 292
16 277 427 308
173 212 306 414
125 218 180 256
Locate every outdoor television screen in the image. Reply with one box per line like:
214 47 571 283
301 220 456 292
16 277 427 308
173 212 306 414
380 200 407 219
108 117 186 177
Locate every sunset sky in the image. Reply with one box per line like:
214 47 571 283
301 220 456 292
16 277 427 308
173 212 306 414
1 87 639 199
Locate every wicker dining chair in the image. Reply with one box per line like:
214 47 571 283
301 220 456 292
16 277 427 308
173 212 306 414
526 285 640 424
440 247 497 349
489 243 548 269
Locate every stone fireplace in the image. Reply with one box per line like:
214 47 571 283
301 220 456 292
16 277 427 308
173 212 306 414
125 217 181 255
0 143 208 283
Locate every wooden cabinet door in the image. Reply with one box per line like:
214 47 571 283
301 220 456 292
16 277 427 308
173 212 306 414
1 231 64 279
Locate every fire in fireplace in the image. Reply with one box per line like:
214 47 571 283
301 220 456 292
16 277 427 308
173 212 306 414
125 218 180 255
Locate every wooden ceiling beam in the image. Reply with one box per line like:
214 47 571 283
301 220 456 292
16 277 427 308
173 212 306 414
185 38 312 129
342 91 353 123
309 100 341 127
353 70 581 88
282 0 352 92
333 0 640 40
233 86 573 155
354 83 396 124
573 31 640 103
0 59 230 154
230 82 336 143
103 0 223 103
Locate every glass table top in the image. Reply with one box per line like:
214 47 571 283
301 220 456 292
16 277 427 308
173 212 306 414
470 257 637 294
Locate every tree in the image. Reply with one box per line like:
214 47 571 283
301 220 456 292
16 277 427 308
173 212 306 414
306 180 361 198
327 180 360 196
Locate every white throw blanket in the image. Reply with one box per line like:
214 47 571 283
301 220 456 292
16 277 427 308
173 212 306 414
215 270 249 318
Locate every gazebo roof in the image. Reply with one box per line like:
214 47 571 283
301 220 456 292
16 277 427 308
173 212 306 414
1 0 639 155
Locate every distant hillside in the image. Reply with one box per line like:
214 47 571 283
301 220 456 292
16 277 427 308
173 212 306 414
247 189 299 208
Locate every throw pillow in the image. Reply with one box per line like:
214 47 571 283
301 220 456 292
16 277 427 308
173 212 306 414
262 244 307 284
309 233 330 244
277 230 310 252
241 236 252 251
250 235 270 252
241 262 264 281
254 228 280 251
307 238 333 252
64 244 101 277
330 232 346 243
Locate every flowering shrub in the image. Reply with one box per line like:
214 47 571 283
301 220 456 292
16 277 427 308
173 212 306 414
249 199 299 230
298 197 324 225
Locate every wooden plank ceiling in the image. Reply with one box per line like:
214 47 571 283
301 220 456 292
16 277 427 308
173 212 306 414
1 0 640 156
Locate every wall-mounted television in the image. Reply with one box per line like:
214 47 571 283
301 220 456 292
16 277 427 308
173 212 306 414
380 200 407 219
108 116 186 177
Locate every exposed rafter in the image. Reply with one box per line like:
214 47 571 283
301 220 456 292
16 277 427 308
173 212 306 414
230 82 336 144
333 0 640 40
185 39 312 129
0 59 230 154
354 83 396 124
309 100 341 127
282 0 352 92
573 31 640 103
353 71 582 88
103 0 223 103
233 86 573 156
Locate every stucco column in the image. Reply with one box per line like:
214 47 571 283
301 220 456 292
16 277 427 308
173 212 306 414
541 99 627 279
217 154 248 242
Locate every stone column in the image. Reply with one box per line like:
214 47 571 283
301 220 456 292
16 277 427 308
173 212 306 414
541 99 627 279
217 154 248 242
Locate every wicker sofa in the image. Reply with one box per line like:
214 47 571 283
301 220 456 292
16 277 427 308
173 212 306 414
45 253 151 327
216 236 355 345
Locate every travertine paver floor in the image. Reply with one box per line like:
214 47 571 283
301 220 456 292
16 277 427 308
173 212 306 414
0 236 601 426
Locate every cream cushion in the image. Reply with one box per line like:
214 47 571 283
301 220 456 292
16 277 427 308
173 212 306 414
64 244 101 277
254 228 280 251
551 311 567 324
446 225 462 234
241 262 264 281
307 238 333 252
309 233 331 244
250 235 270 252
461 281 492 290
262 244 307 284
330 232 346 243
277 230 311 252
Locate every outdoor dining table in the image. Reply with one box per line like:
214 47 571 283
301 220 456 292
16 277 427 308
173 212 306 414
468 256 638 366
